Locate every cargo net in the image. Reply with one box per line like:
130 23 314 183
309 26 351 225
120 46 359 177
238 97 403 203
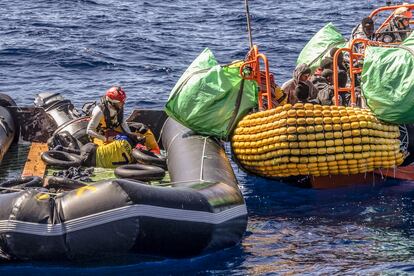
231 103 405 178
399 124 409 155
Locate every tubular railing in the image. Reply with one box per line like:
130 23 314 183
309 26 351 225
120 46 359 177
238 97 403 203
240 45 273 110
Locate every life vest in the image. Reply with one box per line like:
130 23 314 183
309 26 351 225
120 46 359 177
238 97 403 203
97 99 124 135
95 140 133 168
140 129 161 154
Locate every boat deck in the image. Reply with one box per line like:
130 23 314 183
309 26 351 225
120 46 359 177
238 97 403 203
22 142 49 178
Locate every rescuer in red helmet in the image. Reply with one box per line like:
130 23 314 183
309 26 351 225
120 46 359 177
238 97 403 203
86 86 134 145
87 85 161 155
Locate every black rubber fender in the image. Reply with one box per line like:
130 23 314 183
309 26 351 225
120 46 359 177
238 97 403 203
114 164 166 182
132 148 167 169
46 176 87 191
41 150 82 168
48 131 81 150
0 93 19 143
0 176 43 193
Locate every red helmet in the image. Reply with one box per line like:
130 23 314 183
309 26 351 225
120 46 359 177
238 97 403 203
105 86 126 104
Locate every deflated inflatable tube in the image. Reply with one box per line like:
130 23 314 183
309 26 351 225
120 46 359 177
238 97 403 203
0 93 18 143
46 176 87 190
0 176 43 193
131 148 167 169
41 150 83 168
114 164 166 181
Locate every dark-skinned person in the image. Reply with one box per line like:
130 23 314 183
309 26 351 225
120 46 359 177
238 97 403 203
313 69 336 106
281 63 318 104
351 17 375 41
349 17 375 53
329 47 348 73
311 57 333 81
295 81 319 104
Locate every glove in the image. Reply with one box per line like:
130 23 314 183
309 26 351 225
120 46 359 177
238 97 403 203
115 134 129 141
135 143 148 151
138 124 148 134
129 123 148 134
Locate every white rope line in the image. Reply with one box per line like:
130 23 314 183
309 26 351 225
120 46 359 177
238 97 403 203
199 137 208 181
399 124 409 158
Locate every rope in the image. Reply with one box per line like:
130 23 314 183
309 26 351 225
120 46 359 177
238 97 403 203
199 137 208 181
399 124 409 157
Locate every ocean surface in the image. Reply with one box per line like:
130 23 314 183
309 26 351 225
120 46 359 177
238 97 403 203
1 0 414 274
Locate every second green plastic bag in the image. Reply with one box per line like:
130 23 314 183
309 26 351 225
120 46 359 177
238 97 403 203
297 22 346 72
362 33 414 124
165 48 258 140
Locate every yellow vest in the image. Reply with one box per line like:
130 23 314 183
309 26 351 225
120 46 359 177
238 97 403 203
97 115 123 135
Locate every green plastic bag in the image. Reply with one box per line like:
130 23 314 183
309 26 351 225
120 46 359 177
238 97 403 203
362 32 414 124
165 48 258 140
297 23 346 72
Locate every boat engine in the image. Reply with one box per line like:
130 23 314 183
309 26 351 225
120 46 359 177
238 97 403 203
34 92 90 149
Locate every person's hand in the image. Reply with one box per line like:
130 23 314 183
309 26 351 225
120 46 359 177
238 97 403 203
136 136 146 144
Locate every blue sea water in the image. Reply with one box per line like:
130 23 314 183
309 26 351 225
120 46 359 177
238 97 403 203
1 0 414 274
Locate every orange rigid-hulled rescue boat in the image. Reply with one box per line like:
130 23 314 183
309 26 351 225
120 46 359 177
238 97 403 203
230 12 414 188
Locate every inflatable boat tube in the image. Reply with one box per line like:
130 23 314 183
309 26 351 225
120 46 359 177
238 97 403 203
114 164 166 181
0 96 17 162
46 176 87 190
0 114 247 261
0 93 18 143
41 150 83 168
131 148 167 169
0 176 42 193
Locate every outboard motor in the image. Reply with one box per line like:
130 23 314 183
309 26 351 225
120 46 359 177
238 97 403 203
34 92 90 149
34 92 79 125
